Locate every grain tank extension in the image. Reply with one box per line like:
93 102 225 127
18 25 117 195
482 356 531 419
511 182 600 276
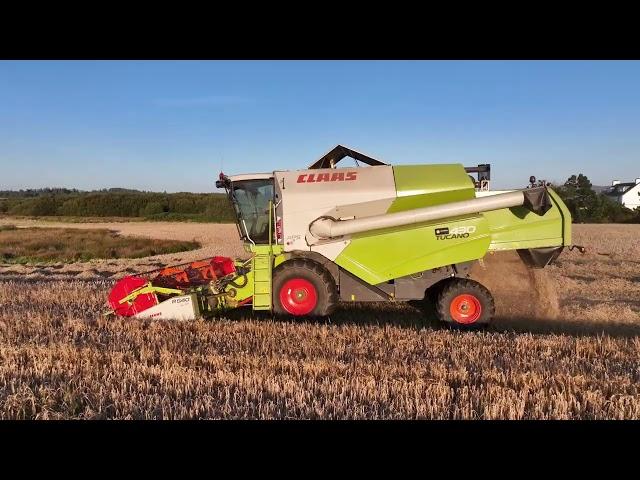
106 145 572 329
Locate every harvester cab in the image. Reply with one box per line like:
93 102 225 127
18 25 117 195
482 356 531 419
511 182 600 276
216 172 274 245
108 145 572 329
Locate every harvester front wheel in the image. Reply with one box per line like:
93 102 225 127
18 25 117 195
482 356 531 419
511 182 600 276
436 279 495 330
272 259 338 317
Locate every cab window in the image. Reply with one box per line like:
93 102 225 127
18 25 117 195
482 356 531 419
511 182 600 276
230 179 274 244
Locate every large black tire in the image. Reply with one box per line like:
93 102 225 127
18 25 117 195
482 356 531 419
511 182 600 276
272 259 338 317
435 278 495 330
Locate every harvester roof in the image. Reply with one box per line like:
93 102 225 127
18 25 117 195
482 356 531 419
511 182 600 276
308 145 389 169
228 173 273 182
221 145 491 190
224 145 387 183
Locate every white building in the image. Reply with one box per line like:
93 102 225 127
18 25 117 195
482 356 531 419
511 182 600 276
604 178 640 210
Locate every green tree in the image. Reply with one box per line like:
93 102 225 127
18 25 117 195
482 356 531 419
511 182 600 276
141 202 164 217
556 173 640 223
557 174 597 222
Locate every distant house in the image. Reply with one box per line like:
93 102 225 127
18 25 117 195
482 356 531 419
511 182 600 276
603 178 640 210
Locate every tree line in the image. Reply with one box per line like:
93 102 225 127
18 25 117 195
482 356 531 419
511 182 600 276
0 190 236 222
553 174 640 223
0 187 145 198
1 174 639 223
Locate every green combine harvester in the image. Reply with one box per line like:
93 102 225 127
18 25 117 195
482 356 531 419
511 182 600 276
107 145 572 329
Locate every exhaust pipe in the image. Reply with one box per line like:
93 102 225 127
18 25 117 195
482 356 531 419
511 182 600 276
309 187 551 240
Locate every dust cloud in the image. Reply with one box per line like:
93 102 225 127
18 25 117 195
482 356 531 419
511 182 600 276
470 250 559 321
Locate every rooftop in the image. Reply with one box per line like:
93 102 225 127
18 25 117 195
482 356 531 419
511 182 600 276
604 182 638 195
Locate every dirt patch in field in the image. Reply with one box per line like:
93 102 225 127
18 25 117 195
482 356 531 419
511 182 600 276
0 227 200 263
0 219 247 279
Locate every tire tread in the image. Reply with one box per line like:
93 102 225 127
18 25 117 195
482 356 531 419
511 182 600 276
272 259 338 317
435 278 495 330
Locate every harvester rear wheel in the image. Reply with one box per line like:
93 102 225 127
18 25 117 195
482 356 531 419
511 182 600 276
436 278 495 330
272 259 338 317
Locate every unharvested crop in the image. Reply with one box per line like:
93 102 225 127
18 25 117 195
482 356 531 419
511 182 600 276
0 227 200 263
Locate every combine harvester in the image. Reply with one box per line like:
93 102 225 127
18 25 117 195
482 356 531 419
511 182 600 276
106 145 572 329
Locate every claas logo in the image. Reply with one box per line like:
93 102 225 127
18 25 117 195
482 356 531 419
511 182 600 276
297 172 357 183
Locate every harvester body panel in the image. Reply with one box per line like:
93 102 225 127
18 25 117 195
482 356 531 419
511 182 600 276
274 164 396 259
333 213 492 284
271 161 570 286
479 187 571 251
387 164 476 212
135 294 199 321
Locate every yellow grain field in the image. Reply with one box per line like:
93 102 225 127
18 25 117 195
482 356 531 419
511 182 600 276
0 222 639 419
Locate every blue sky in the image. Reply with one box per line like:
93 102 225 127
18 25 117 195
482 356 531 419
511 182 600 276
1 60 639 192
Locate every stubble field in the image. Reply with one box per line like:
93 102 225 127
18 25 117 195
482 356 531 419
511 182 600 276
0 219 639 419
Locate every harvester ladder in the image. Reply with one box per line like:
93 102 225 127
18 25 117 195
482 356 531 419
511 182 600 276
251 199 274 311
251 251 273 311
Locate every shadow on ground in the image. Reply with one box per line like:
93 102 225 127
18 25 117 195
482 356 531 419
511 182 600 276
219 301 640 339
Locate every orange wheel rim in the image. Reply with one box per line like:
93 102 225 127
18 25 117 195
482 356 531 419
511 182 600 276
449 294 482 324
